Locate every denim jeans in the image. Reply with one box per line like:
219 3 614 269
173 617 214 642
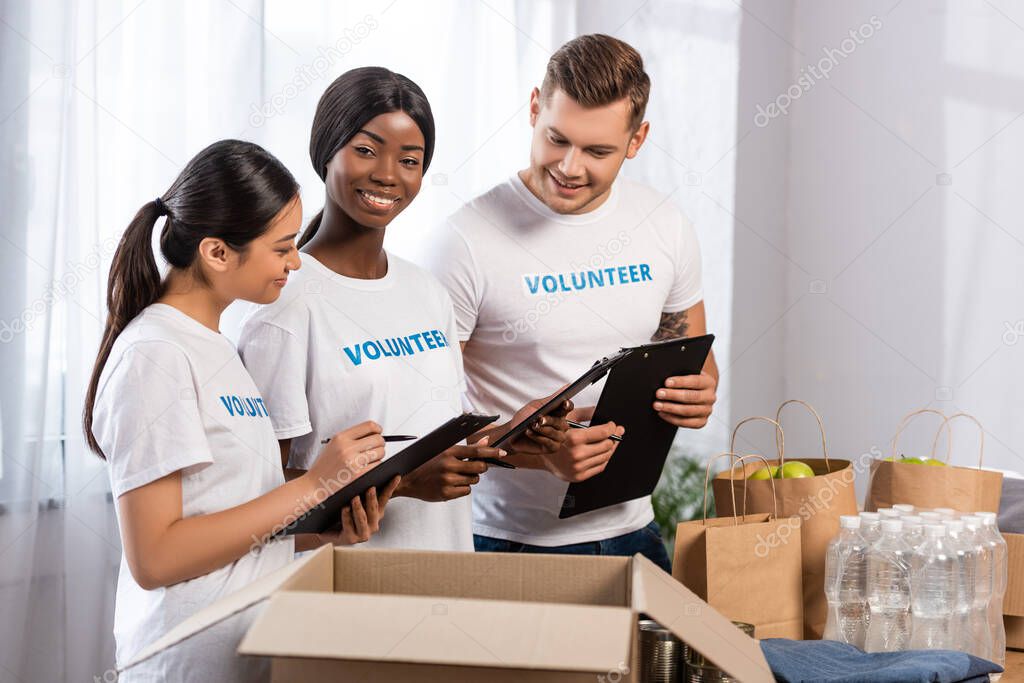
474 520 672 573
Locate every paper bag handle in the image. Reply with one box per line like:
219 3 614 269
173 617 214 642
731 454 780 521
730 416 786 468
703 452 740 524
891 408 949 459
775 399 832 473
702 453 779 525
930 412 985 468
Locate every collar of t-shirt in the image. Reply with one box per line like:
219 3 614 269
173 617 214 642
508 172 621 226
149 303 235 349
299 251 397 291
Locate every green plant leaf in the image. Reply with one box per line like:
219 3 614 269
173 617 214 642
652 449 714 545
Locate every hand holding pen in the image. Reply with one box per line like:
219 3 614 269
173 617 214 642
567 420 623 442
322 434 417 445
535 405 625 483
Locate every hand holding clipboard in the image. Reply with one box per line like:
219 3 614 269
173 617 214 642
560 334 715 518
281 413 500 536
490 348 632 450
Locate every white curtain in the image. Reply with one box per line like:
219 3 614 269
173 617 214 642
0 1 739 679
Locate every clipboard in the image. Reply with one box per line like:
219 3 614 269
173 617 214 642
281 412 499 536
490 348 633 449
559 334 715 519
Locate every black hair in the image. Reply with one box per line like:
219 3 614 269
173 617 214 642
298 66 435 248
84 139 299 457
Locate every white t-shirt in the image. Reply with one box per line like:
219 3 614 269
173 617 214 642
92 303 294 682
237 252 473 552
424 174 704 546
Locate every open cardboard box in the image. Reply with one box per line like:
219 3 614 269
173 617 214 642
123 545 772 681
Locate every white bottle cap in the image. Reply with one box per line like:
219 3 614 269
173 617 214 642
934 507 956 516
944 519 965 533
879 509 901 519
893 504 915 513
860 511 880 522
880 519 903 534
976 511 997 522
839 515 861 529
902 515 922 528
925 524 947 537
919 512 942 521
961 514 982 528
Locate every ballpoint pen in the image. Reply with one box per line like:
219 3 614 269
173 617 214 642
566 420 623 442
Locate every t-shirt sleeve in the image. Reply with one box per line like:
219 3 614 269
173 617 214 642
663 210 705 313
93 342 214 498
422 223 481 342
440 289 468 395
237 319 312 440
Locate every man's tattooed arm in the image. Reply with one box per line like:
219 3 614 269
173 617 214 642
652 309 689 342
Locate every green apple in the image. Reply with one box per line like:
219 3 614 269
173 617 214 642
922 458 947 466
775 461 815 479
901 457 925 464
748 465 779 480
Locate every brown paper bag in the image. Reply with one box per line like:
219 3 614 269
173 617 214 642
712 402 858 639
674 453 804 640
865 409 1003 514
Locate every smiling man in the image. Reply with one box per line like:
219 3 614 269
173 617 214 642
426 34 718 571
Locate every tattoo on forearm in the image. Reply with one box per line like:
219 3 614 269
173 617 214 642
652 310 689 341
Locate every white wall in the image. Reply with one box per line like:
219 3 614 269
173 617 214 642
732 0 1024 497
728 0 794 456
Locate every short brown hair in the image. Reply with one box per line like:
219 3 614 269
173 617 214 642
540 34 651 131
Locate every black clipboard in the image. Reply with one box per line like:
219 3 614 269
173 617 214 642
282 412 499 536
559 334 715 519
491 348 633 449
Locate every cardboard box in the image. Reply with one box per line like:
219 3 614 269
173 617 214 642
124 545 772 682
1004 532 1024 649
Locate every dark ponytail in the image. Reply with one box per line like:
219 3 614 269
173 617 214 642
297 66 435 248
84 139 299 457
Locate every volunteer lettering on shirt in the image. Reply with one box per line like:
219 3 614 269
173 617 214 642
342 329 450 366
523 263 653 295
220 395 270 417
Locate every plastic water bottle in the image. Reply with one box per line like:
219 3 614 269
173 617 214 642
824 515 869 648
958 516 993 660
919 511 943 524
977 512 1007 669
934 507 957 520
860 512 881 546
893 504 915 515
909 524 957 650
901 515 924 550
879 508 901 520
865 519 913 652
943 520 975 654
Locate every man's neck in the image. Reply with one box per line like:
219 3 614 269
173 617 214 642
516 168 612 215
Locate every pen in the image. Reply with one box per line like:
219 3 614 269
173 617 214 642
320 434 417 445
467 456 517 470
566 420 624 442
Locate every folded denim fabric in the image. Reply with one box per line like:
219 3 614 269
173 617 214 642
998 473 1024 534
759 638 1003 683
